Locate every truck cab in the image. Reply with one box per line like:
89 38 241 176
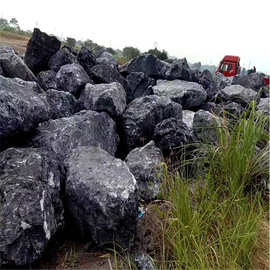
216 55 241 77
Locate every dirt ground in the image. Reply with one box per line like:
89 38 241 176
0 31 29 54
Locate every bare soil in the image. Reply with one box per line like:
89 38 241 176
0 31 29 54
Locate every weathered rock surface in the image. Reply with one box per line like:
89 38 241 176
257 98 270 115
199 102 222 114
214 72 232 90
46 89 79 119
126 72 155 104
199 69 218 100
96 51 118 67
134 251 156 270
32 110 119 159
48 47 77 72
193 110 221 144
164 58 192 81
125 141 163 202
223 102 244 118
37 70 57 90
153 118 190 154
25 28 61 74
218 85 257 106
0 76 49 150
55 63 91 97
64 146 138 247
0 50 37 81
153 79 207 109
0 147 64 266
121 95 182 152
182 110 195 129
90 64 127 88
232 73 266 91
120 54 167 79
77 47 96 76
79 82 126 119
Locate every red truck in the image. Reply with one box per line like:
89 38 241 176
216 55 269 86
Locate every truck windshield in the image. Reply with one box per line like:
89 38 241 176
220 63 233 72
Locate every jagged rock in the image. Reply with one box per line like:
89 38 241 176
214 72 232 90
193 110 221 144
120 54 167 79
121 95 182 152
32 110 119 160
126 72 155 104
37 70 57 90
153 118 190 155
218 85 257 106
134 251 156 270
79 82 126 119
25 28 61 74
64 146 138 247
165 58 192 81
0 50 37 81
182 110 195 129
90 64 127 88
0 76 49 150
257 98 270 115
0 147 64 266
0 46 15 54
199 69 218 100
0 65 3 76
232 73 266 91
153 79 207 109
77 47 96 76
46 89 79 119
48 47 77 72
223 102 244 118
199 102 222 114
190 69 201 83
125 141 163 202
96 51 118 67
55 63 92 97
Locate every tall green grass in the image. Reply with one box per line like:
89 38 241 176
148 102 269 269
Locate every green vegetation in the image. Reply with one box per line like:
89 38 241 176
0 17 32 37
148 47 168 61
141 102 269 269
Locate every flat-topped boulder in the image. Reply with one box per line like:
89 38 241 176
153 79 207 109
64 146 138 247
32 110 119 159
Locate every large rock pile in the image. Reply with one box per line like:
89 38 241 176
0 28 268 267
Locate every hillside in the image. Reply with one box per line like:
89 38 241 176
0 30 29 54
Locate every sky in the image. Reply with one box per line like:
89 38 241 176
1 0 269 73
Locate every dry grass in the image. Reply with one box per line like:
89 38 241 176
0 30 29 54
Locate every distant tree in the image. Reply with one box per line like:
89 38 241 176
0 18 9 29
83 39 104 56
106 47 116 55
66 37 76 48
147 48 168 61
123 46 141 60
9 17 19 30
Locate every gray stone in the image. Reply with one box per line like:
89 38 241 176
0 51 37 81
0 76 49 150
64 146 138 247
223 102 244 118
37 70 57 90
219 85 257 106
48 47 77 72
182 110 195 129
214 72 232 90
164 58 192 81
0 46 15 54
126 72 155 104
32 110 119 160
0 147 64 266
232 73 266 91
25 28 61 74
153 118 190 155
90 64 127 88
199 69 218 100
121 95 182 152
77 47 96 76
96 51 118 67
134 251 156 270
56 63 92 97
193 110 221 144
46 89 79 119
153 79 207 109
79 82 126 119
257 98 270 115
125 141 163 202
